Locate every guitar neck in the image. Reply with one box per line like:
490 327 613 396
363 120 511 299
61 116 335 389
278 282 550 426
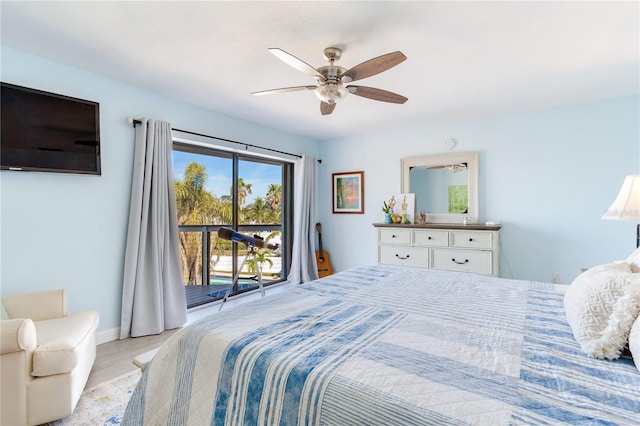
319 233 325 252
316 223 325 259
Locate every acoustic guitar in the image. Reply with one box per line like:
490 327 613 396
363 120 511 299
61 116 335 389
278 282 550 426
315 223 334 278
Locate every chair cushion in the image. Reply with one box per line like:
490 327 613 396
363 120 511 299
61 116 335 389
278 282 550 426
32 310 99 377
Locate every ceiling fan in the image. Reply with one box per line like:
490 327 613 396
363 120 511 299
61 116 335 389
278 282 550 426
426 163 468 173
252 47 408 115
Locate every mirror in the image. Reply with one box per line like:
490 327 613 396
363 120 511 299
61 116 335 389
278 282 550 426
401 152 478 223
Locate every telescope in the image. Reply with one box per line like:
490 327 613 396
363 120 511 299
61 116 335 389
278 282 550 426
217 227 279 251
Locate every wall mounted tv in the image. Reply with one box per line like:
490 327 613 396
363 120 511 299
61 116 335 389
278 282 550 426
1 82 101 175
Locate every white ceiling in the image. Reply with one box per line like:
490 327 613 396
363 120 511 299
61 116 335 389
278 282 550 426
1 1 638 141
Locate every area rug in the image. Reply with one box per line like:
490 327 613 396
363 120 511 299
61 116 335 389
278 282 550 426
43 370 141 426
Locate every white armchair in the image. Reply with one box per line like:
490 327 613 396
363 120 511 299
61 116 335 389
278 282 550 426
1 289 99 425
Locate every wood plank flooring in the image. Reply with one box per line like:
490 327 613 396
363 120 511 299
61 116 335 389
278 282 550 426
86 328 180 388
86 282 290 388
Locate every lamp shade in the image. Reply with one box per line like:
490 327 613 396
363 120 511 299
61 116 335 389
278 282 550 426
602 175 640 221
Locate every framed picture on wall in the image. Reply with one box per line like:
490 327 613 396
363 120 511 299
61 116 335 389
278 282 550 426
332 171 364 214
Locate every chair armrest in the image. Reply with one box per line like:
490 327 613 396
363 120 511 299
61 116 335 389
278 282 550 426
1 290 66 321
1 318 37 355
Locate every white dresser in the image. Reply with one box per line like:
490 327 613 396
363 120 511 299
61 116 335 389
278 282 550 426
374 223 501 276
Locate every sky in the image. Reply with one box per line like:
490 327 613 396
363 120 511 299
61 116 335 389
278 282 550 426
172 150 281 204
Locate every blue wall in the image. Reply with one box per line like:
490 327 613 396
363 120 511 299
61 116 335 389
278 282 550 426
1 46 638 338
0 47 319 334
317 96 639 283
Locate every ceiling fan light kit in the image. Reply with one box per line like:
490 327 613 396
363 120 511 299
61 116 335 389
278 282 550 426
252 47 408 115
314 84 348 104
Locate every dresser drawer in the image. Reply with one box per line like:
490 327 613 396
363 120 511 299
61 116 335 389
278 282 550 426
413 230 449 247
379 245 428 268
431 248 493 275
378 228 411 244
450 231 493 249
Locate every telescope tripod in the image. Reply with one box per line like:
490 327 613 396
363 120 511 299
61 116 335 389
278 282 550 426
218 244 265 311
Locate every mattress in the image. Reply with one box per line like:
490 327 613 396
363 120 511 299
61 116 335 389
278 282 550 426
122 265 640 425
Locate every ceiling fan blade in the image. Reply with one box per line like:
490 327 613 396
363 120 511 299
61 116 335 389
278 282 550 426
347 86 408 104
251 86 317 96
268 48 324 79
341 51 407 83
320 102 336 115
427 163 467 171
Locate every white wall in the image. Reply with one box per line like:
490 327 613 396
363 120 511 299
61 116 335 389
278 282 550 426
0 47 320 333
317 96 639 284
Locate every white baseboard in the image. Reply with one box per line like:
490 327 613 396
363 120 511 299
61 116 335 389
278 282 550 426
96 327 120 345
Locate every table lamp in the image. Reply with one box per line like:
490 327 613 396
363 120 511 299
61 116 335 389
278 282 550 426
602 175 640 247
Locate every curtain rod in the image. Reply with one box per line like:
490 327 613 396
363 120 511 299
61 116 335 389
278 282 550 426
127 116 321 163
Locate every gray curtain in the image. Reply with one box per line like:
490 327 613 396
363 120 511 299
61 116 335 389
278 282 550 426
120 119 187 338
287 155 319 284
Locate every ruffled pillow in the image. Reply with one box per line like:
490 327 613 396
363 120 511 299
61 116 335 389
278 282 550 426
630 314 640 373
564 262 640 360
627 246 640 273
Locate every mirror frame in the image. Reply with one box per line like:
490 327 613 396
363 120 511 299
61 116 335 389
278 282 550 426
401 151 478 223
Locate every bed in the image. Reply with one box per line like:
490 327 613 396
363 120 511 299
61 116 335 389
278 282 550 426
122 265 640 425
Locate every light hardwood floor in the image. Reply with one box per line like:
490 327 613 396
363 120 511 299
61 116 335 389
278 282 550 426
86 328 181 388
86 284 289 388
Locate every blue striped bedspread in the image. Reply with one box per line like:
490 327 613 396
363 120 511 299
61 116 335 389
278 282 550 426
123 265 640 425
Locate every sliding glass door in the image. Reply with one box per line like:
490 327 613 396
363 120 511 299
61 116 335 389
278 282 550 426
172 142 292 308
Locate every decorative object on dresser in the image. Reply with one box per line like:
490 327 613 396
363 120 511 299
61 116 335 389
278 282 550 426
396 193 415 224
374 222 501 276
601 174 640 247
381 196 395 223
381 194 415 224
315 223 334 278
332 171 364 214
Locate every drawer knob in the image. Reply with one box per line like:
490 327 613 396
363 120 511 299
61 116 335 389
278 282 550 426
392 234 397 238
427 236 432 240
452 258 469 265
395 254 410 260
468 238 474 242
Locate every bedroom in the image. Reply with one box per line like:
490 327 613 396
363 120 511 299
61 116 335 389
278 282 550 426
1 1 639 425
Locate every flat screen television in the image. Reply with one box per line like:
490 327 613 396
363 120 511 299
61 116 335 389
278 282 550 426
1 82 101 175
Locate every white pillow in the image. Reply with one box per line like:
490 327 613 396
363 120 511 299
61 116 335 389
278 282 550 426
564 262 640 360
626 246 640 273
630 314 640 373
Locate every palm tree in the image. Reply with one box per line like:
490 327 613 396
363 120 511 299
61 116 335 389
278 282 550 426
266 183 282 211
245 250 273 275
216 195 234 225
244 197 270 224
233 177 253 209
175 162 218 285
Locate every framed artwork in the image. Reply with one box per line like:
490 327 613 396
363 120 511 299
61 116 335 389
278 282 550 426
448 185 468 214
332 171 364 214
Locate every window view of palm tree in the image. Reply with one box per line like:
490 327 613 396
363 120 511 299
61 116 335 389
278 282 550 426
173 144 290 308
